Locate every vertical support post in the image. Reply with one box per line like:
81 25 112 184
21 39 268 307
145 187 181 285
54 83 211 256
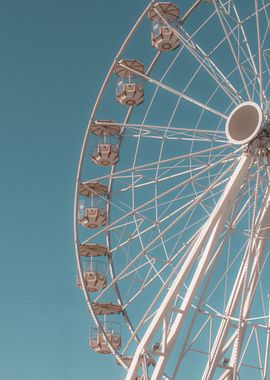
126 153 251 380
202 185 270 380
263 295 270 380
161 316 168 353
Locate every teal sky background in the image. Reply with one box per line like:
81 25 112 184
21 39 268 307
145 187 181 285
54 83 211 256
1 1 270 380
0 1 144 379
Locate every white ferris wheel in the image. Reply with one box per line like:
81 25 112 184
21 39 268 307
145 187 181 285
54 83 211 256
74 1 270 379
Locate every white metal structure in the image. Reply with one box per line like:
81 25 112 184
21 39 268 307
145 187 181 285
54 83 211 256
74 1 270 379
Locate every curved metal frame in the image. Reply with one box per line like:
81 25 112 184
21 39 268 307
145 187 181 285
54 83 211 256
74 0 160 369
74 1 270 379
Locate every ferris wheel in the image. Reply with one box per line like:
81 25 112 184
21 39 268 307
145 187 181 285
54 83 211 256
74 1 270 379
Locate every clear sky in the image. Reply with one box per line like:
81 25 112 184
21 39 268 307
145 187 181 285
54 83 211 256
0 1 145 379
1 1 270 380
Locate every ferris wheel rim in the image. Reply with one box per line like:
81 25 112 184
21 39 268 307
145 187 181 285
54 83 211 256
74 1 270 378
74 1 165 368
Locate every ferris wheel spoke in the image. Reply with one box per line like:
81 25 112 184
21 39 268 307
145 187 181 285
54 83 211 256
154 147 233 189
204 246 269 379
84 148 238 252
94 143 233 181
205 188 263 307
109 206 209 263
231 1 260 79
83 149 239 244
126 152 252 379
122 216 209 314
255 252 270 326
156 175 229 223
204 241 249 307
116 162 228 192
230 0 269 106
117 61 228 119
145 164 229 212
165 175 254 379
133 215 167 283
261 0 270 68
222 15 260 92
201 163 270 380
150 149 234 223
95 206 212 306
93 158 236 307
222 2 260 85
108 206 201 257
125 132 227 143
153 6 241 105
226 158 266 379
149 203 215 256
91 143 233 184
214 46 262 102
180 0 203 23
96 120 226 136
263 51 270 93
124 128 226 142
172 239 248 380
213 1 252 101
255 0 265 105
123 161 232 217
244 2 270 26
181 29 242 104
262 0 270 21
122 231 203 355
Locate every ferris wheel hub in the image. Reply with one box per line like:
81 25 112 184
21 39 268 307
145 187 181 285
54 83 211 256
226 101 263 145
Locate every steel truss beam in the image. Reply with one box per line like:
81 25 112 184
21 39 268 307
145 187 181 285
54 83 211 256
126 152 252 379
202 180 270 380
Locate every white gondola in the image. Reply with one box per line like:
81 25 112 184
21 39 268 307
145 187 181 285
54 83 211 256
90 322 121 354
149 2 180 51
78 181 107 228
115 60 144 107
90 120 120 166
91 143 119 166
79 207 107 228
77 260 106 292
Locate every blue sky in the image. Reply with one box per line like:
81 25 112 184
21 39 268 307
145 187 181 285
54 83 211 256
0 1 144 379
2 1 270 379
